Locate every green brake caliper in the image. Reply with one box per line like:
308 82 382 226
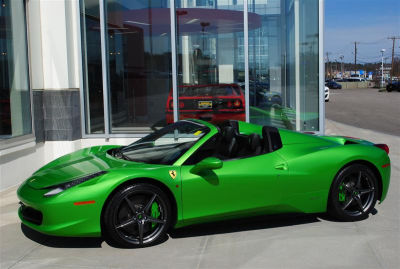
151 202 160 229
338 185 346 202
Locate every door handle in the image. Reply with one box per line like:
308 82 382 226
275 163 288 171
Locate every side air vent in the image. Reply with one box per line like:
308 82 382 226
20 203 43 225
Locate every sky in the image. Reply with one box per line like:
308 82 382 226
324 0 400 64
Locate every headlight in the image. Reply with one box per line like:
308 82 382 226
43 171 107 197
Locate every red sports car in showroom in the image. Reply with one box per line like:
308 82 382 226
166 84 245 124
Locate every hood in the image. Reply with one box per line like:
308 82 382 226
28 145 144 189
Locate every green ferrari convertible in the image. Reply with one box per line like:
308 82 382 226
17 119 391 247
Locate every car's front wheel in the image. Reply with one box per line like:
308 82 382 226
328 164 378 221
103 183 171 248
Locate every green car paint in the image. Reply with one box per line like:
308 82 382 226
17 119 391 237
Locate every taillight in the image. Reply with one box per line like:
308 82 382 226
168 100 173 110
374 144 389 154
233 99 242 108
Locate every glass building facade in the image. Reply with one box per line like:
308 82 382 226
79 0 322 137
0 0 323 190
0 0 32 139
81 0 322 136
0 0 322 142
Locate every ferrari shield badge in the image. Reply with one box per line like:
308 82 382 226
169 170 177 179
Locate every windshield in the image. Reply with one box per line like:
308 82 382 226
116 121 210 165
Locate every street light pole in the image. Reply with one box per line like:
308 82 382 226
339 55 344 78
380 49 386 88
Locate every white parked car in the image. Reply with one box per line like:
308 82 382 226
325 86 330 102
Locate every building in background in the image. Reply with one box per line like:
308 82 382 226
0 0 325 190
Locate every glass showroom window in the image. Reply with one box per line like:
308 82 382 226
80 0 321 136
0 0 32 139
106 0 173 133
175 0 246 124
80 0 105 134
248 0 319 132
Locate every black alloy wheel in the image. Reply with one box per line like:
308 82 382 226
328 164 378 221
104 183 171 247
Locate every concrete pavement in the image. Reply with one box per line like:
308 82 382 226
0 120 399 269
326 88 400 136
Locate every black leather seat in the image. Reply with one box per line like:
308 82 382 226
248 133 263 156
262 126 283 153
217 126 238 159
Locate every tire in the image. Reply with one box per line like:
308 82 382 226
328 164 378 221
103 183 171 248
386 86 392 92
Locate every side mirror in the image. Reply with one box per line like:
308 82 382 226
190 157 223 174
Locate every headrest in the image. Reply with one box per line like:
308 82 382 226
262 126 282 152
219 120 240 134
222 126 235 141
248 133 262 152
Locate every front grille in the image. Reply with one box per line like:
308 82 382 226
20 203 43 225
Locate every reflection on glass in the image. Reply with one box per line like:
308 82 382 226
0 0 32 138
80 0 105 134
80 0 320 135
106 0 172 133
175 0 246 124
249 0 319 132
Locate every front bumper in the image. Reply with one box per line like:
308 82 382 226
17 180 105 237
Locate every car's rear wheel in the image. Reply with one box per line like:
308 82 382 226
103 183 171 248
328 164 378 221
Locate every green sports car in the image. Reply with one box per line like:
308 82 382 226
17 120 391 247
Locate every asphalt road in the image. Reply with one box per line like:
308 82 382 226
1 120 399 269
325 88 400 136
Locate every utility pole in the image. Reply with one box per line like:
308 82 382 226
339 55 344 78
387 36 400 82
354 42 359 75
326 52 330 79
